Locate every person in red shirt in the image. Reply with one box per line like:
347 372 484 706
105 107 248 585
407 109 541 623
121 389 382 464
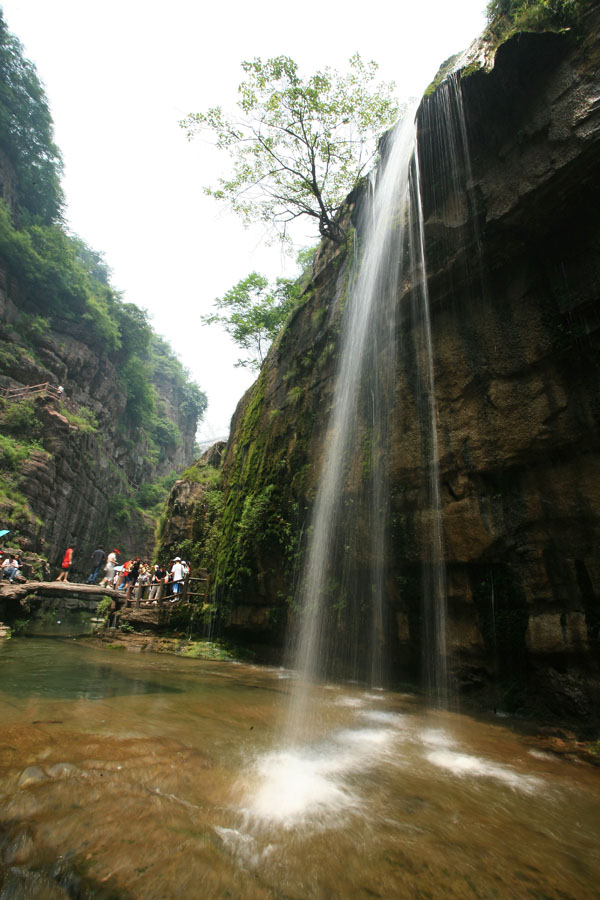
56 546 74 582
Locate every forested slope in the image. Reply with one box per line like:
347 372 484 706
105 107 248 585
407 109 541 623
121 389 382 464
0 10 206 574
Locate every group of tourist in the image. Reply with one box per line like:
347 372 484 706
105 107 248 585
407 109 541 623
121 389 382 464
54 545 189 605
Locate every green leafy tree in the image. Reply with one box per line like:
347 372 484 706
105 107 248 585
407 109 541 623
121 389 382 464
181 54 399 244
0 10 63 223
203 272 300 370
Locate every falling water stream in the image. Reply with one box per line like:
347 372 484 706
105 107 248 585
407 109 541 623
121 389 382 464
281 88 460 757
286 105 448 741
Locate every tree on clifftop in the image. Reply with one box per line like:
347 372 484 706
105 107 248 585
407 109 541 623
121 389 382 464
181 55 399 245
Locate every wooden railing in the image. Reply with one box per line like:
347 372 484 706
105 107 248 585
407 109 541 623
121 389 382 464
160 570 210 605
2 381 62 401
120 570 211 608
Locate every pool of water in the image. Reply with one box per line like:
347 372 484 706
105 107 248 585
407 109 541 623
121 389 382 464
0 636 599 898
24 608 98 638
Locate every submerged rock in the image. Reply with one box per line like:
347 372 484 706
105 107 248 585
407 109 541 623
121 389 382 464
17 766 48 789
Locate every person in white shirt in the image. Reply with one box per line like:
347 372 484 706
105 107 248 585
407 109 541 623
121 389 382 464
1 557 16 582
170 557 185 599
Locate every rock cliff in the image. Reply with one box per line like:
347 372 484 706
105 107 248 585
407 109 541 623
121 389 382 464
0 272 200 573
170 8 600 714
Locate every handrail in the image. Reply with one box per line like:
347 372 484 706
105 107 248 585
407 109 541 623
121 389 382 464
3 381 62 401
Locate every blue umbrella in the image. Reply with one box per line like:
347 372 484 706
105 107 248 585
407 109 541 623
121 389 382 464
0 530 9 538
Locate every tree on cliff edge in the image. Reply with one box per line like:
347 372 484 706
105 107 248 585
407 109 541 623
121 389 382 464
181 55 399 245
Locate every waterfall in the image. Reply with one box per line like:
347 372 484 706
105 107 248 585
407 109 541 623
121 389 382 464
286 100 451 737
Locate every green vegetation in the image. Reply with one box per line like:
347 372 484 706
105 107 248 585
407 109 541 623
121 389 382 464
203 272 301 370
60 404 98 433
202 246 317 370
0 202 118 350
424 54 462 99
0 397 43 442
96 597 112 618
181 54 400 244
0 13 207 490
425 0 588 99
179 461 220 487
135 470 179 513
485 0 583 42
179 640 243 661
99 469 175 533
0 402 48 536
201 371 302 609
185 234 352 617
0 10 63 224
154 456 225 573
0 431 43 470
0 197 206 447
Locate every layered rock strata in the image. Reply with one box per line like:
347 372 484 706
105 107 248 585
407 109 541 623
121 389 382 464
0 280 197 570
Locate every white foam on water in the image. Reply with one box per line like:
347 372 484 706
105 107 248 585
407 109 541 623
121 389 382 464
335 696 365 708
360 710 405 727
336 727 392 748
245 748 359 827
420 728 456 748
425 749 542 793
214 826 275 868
528 749 558 762
362 691 386 702
243 725 397 828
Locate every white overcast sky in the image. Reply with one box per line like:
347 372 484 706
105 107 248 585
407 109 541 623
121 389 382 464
1 0 487 442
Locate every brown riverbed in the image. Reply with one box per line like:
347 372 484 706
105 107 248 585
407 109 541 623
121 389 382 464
1 633 599 899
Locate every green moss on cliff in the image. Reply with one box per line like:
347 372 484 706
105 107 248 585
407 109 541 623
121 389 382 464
424 54 462 99
485 0 584 45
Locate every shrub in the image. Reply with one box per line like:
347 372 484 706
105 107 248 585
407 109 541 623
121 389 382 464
61 405 98 433
486 0 581 39
0 433 29 470
0 398 43 442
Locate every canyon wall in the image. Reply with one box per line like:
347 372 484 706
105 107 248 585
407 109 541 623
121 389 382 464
0 273 200 575
171 10 600 714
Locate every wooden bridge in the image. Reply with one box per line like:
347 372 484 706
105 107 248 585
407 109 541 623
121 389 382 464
0 571 211 629
0 580 116 604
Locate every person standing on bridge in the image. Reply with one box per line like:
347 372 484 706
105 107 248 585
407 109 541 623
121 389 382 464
99 549 119 587
124 557 141 605
170 557 185 599
87 547 106 584
56 546 74 582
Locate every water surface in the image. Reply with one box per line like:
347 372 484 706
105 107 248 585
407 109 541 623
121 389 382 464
0 637 599 898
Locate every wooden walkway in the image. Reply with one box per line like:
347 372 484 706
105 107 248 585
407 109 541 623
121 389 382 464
2 382 62 402
0 573 210 608
0 573 211 632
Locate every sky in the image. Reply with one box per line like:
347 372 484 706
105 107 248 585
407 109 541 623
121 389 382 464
1 0 488 442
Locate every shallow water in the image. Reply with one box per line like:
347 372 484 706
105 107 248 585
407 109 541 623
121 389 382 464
0 637 599 899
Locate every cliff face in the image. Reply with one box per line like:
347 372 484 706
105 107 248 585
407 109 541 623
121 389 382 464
155 442 226 566
391 15 600 709
175 11 600 711
0 276 198 571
